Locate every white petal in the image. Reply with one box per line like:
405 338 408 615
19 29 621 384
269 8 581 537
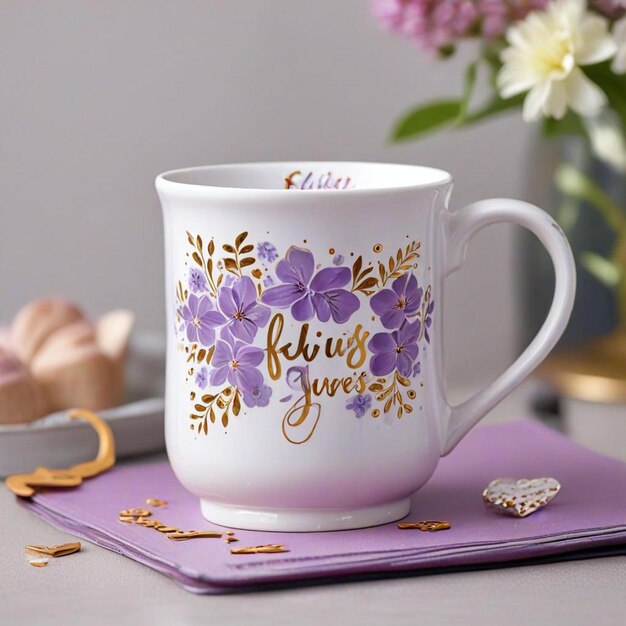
613 48 626 74
585 113 626 173
576 15 617 65
543 81 568 119
564 67 607 116
523 81 551 122
612 17 626 74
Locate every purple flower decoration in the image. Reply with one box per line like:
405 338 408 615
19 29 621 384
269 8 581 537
369 320 421 377
333 253 345 266
263 275 275 288
209 334 264 393
218 276 270 343
257 241 278 263
261 246 359 323
370 273 422 330
179 294 224 347
243 383 272 408
195 367 208 389
346 393 372 418
412 361 421 377
424 299 434 343
188 268 207 293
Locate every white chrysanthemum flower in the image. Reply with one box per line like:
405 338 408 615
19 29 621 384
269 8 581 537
497 0 617 122
613 16 626 74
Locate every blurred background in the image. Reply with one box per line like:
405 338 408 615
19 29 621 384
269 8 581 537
0 0 534 392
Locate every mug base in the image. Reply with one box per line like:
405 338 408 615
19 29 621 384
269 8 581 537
200 497 412 532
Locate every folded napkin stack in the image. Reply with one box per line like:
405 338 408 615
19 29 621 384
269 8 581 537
19 420 626 593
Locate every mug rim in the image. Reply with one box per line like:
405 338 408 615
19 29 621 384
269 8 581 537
156 161 452 197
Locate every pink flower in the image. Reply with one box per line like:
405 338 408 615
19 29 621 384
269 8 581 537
371 0 552 52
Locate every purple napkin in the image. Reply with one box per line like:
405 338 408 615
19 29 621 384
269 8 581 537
19 420 626 593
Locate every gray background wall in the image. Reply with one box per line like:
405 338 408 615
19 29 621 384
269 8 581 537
0 1 541 389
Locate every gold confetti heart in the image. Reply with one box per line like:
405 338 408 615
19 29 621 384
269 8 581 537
482 477 561 518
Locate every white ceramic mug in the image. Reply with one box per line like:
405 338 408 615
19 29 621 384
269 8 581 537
156 162 575 532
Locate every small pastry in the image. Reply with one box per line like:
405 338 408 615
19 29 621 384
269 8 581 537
35 319 97 355
0 349 49 424
30 343 121 412
97 310 134 363
11 298 85 364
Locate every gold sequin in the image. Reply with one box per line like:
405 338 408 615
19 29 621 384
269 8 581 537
167 530 223 541
145 498 168 508
397 520 451 531
25 542 81 558
230 543 289 554
373 243 383 253
119 508 151 518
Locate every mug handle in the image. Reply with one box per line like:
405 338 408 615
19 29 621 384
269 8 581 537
441 198 576 455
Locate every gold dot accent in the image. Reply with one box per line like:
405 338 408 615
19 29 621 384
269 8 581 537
329 248 335 254
407 390 417 400
371 409 380 418
373 243 383 253
146 498 168 508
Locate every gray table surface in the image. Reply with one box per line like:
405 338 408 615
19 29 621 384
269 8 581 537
2 386 625 625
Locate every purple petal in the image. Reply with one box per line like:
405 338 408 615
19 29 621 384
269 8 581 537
180 304 193 322
230 366 263 394
228 318 257 343
187 293 199 315
275 258 301 285
368 332 396 354
370 352 397 377
257 385 272 407
242 391 256 408
209 365 229 386
261 284 304 307
380 309 405 331
197 325 215 347
218 286 237 317
211 340 233 369
186 323 198 344
310 267 351 292
246 303 270 327
196 295 213 316
311 293 332 322
370 288 397 316
324 289 360 323
391 273 410 297
398 320 420 345
404 342 419 361
200 310 226 328
237 346 264 367
285 246 315 284
233 276 257 310
291 294 315 321
397 351 413 377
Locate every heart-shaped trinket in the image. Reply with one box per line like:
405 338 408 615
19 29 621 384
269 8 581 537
482 477 561 518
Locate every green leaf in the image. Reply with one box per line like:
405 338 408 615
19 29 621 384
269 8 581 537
554 164 626 234
460 92 525 126
455 61 478 125
584 63 626 128
580 252 622 288
391 100 461 142
542 112 586 138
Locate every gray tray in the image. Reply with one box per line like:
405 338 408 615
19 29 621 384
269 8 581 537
0 333 166 477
